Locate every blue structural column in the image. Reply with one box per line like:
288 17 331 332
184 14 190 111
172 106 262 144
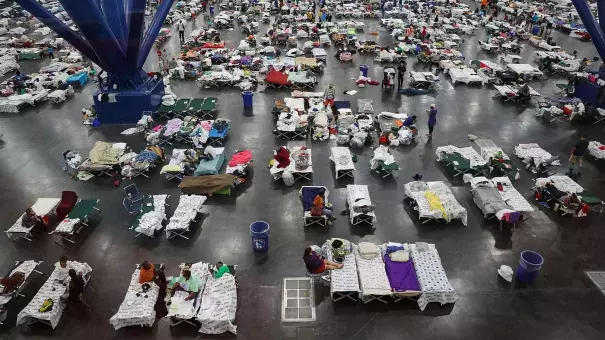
572 0 605 61
15 0 175 123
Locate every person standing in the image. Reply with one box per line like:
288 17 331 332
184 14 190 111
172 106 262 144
569 134 589 175
426 104 437 137
397 62 406 88
324 83 335 107
176 19 186 44
47 46 54 59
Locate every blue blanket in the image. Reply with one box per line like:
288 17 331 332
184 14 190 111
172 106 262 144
301 187 325 212
194 153 225 175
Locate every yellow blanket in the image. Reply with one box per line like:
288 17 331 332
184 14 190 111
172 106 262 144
424 191 448 220
89 141 121 165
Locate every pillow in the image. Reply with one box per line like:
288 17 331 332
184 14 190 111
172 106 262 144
389 250 409 262
357 242 377 255
160 164 181 174
204 145 217 159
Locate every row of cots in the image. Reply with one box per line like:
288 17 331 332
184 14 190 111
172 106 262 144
1 260 237 334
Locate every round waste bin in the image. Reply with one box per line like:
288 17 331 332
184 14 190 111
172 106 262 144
532 25 540 36
250 221 270 252
516 250 543 283
359 64 368 77
242 91 253 109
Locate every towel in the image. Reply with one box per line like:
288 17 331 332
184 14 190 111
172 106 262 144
424 191 448 220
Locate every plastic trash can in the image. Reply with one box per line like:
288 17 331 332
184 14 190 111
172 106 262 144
250 221 270 252
359 64 368 77
516 250 543 283
532 25 540 36
242 91 253 109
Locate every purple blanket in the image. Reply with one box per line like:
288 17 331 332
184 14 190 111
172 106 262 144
384 254 421 292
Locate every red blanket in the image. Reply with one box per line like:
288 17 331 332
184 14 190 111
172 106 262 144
266 69 292 85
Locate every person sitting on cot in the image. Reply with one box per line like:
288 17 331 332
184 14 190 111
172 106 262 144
21 207 46 232
517 82 531 101
171 269 202 302
212 261 231 278
139 261 155 284
303 246 343 274
311 189 336 225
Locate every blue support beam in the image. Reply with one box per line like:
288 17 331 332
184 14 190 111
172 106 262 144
16 0 175 123
572 0 605 61
13 0 106 69
138 0 173 69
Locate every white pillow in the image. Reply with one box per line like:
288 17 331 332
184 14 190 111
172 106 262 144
389 250 409 262
204 145 217 159
357 242 377 255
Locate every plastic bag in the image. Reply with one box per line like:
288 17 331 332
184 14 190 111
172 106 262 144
282 170 295 186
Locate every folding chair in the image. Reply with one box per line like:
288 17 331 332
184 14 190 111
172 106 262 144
124 184 143 215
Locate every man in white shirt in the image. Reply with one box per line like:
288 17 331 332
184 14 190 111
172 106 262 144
176 19 186 44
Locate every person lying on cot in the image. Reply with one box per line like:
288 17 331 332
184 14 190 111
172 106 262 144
172 269 202 302
212 261 231 279
139 261 155 284
303 246 343 274
0 271 25 294
311 190 336 225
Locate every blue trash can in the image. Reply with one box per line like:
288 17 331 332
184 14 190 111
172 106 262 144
250 221 270 252
516 250 543 283
242 91 253 109
359 64 369 77
532 25 540 36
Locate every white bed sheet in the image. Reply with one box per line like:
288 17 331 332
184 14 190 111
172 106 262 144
17 261 92 329
0 261 42 305
410 244 457 311
588 141 605 159
168 262 210 320
166 195 206 237
514 143 553 167
270 146 312 179
354 246 392 298
196 273 237 335
135 195 169 237
535 176 584 194
326 247 360 296
404 181 468 225
331 147 355 172
449 68 468 83
436 145 487 168
284 97 305 111
347 185 376 223
109 269 159 330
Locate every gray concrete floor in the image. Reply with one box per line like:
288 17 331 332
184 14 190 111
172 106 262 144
2 4 605 340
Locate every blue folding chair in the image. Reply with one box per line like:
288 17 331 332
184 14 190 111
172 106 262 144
124 184 143 203
123 197 142 215
123 184 143 215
